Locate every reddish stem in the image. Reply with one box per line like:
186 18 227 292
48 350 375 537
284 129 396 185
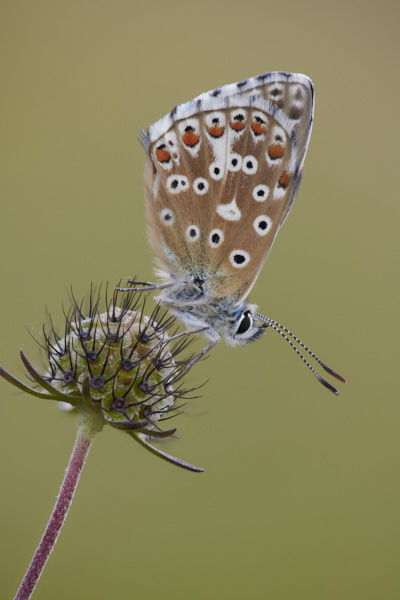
14 418 100 600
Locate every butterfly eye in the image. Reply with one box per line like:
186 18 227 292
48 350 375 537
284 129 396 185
236 311 253 335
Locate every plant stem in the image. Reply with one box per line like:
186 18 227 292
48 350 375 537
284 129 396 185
14 413 103 600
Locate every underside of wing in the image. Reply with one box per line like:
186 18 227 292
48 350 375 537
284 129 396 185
143 72 314 302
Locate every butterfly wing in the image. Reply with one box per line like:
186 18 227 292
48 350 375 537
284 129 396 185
142 72 314 302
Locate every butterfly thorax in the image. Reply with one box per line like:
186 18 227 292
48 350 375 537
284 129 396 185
155 271 263 346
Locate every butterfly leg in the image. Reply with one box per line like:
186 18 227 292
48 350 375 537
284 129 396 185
167 326 210 343
181 337 220 372
115 281 174 292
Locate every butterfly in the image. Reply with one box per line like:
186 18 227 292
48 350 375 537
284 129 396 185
118 71 345 394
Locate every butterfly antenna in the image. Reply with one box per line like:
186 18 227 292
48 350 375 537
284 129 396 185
254 314 346 395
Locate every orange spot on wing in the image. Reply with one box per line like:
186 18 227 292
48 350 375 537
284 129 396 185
207 125 225 138
182 130 200 146
230 121 246 131
278 171 291 188
268 144 285 159
155 148 171 163
251 122 267 135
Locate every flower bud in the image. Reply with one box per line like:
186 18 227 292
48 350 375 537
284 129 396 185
0 286 204 471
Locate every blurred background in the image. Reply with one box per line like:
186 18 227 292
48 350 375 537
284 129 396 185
1 1 399 598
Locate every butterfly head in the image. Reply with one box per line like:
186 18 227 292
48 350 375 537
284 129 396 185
225 305 268 346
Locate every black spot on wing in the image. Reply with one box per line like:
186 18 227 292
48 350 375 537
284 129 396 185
256 73 272 82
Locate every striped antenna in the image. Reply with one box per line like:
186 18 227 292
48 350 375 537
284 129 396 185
254 314 346 395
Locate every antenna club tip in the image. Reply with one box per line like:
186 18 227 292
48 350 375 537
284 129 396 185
321 363 347 384
332 373 346 384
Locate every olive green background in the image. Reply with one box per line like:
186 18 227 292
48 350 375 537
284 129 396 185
1 1 399 598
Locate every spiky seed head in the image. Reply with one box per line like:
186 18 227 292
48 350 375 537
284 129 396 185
49 305 178 431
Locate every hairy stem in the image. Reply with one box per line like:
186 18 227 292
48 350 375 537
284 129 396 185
14 413 103 600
